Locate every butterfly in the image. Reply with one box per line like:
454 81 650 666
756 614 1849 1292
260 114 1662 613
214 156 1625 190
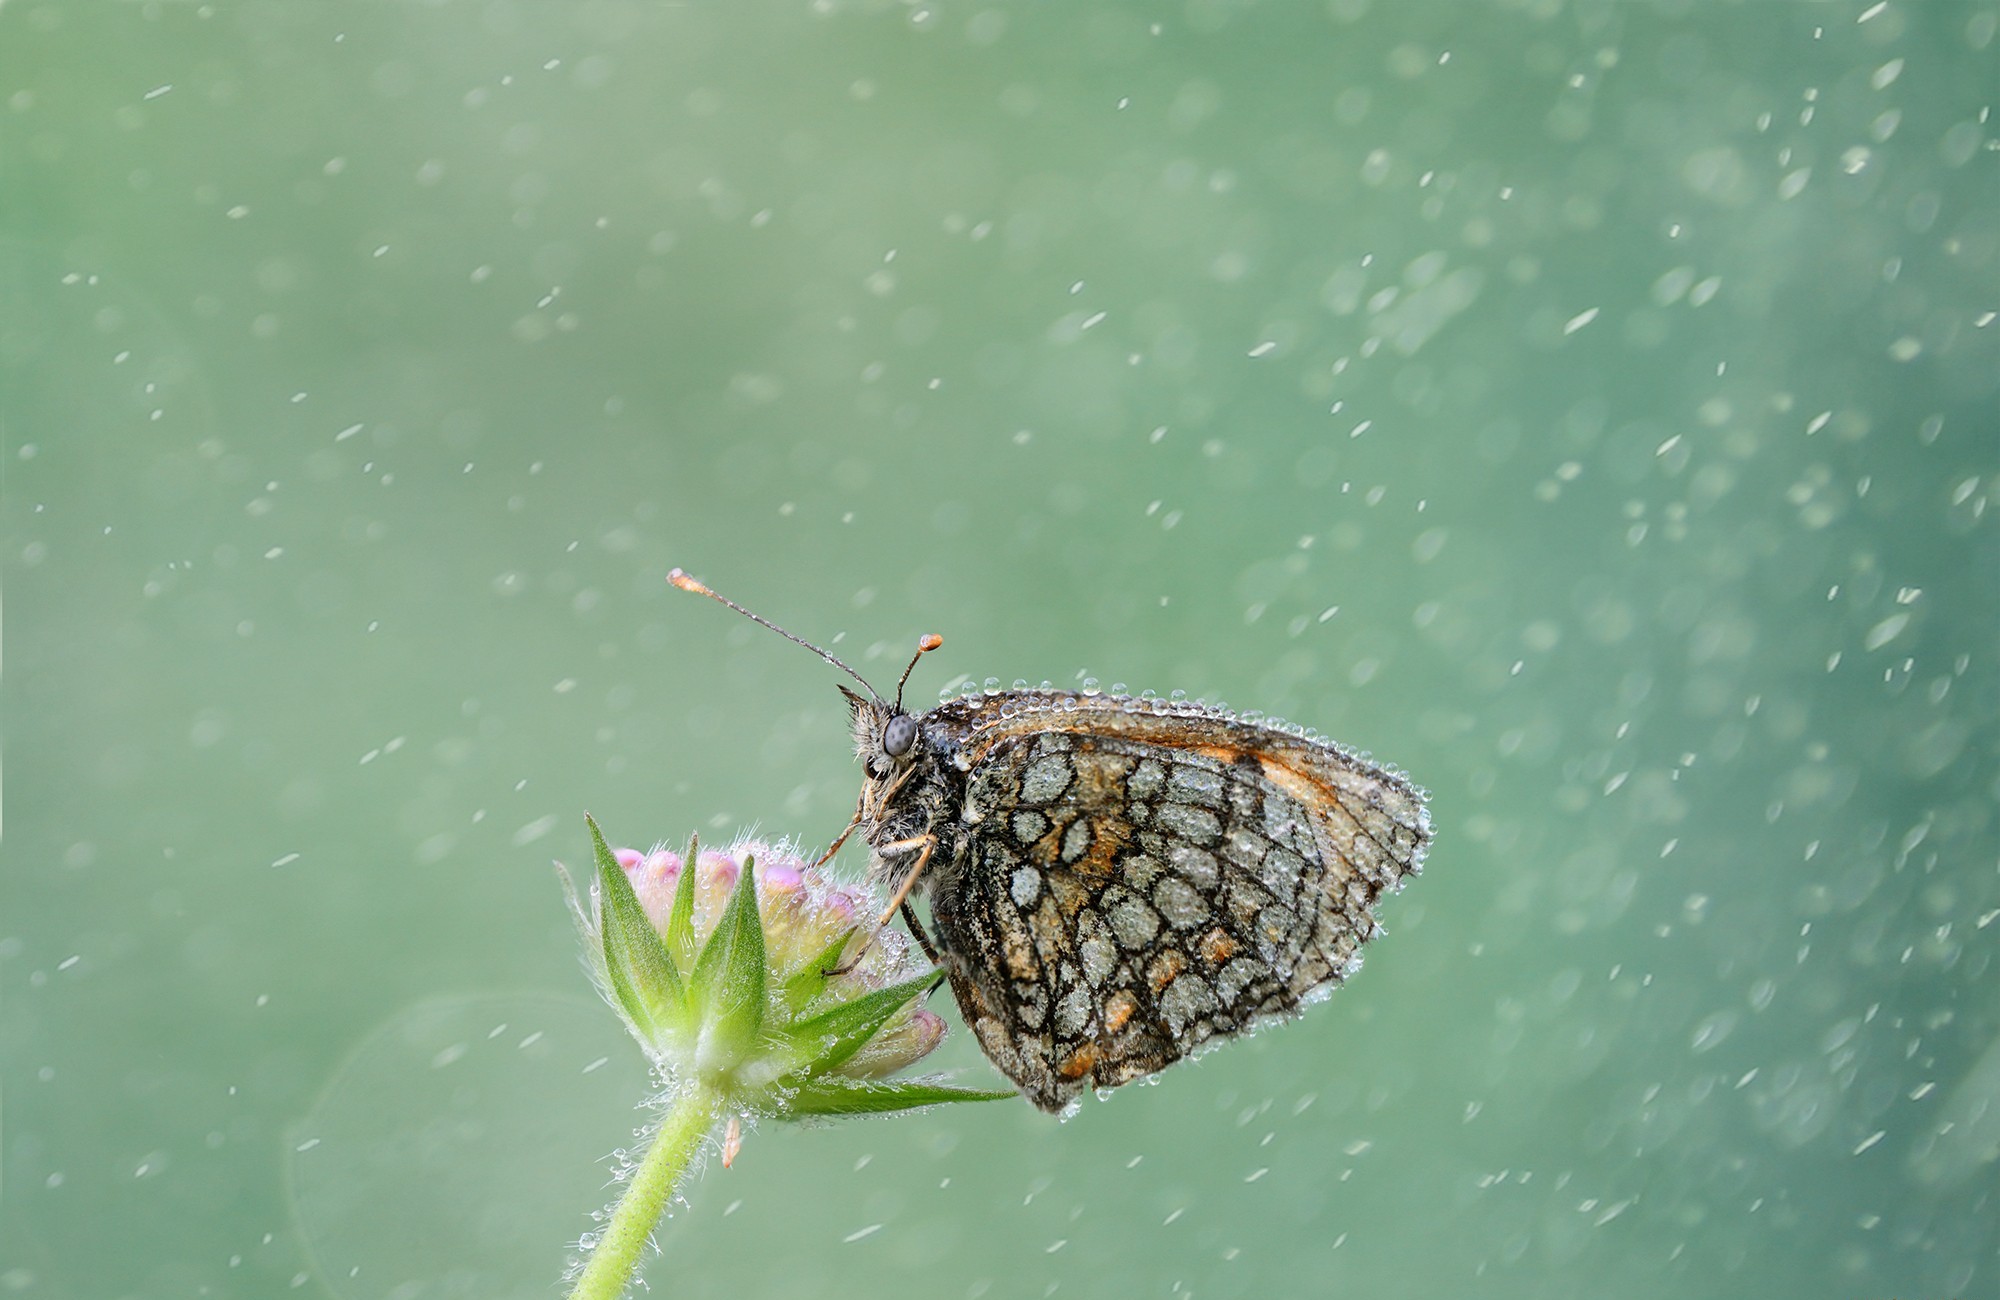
670 570 1431 1113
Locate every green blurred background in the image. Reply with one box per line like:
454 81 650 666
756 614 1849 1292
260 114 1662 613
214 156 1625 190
4 1 1997 1296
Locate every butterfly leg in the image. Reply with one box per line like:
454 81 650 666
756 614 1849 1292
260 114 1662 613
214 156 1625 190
814 763 920 870
826 833 938 975
812 793 868 869
899 899 942 964
872 833 936 929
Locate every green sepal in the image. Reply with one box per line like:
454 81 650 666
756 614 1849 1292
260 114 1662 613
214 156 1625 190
664 831 700 969
782 969 937 1078
777 1078 1018 1118
688 853 766 1060
780 926 860 1011
586 814 685 1041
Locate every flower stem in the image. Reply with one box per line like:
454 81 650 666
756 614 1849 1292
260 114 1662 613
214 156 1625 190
567 1084 726 1300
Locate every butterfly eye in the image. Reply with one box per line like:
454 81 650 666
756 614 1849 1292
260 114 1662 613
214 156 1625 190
882 713 918 758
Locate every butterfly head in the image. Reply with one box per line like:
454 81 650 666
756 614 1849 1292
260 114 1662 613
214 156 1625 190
841 686 922 780
839 629 944 781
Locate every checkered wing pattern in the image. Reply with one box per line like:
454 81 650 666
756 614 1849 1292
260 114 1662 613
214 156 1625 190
928 704 1428 1113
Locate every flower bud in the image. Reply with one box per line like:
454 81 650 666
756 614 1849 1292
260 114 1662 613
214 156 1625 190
566 816 1011 1120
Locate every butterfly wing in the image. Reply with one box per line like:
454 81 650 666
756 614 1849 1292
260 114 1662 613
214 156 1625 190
926 694 1428 1113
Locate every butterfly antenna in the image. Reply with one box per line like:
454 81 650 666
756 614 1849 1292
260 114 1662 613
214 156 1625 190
669 568 882 702
893 634 944 710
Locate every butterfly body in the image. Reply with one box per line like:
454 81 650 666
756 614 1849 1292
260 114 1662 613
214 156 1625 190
845 685 1430 1114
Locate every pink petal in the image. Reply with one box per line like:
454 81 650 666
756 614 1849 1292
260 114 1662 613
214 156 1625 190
758 860 802 891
